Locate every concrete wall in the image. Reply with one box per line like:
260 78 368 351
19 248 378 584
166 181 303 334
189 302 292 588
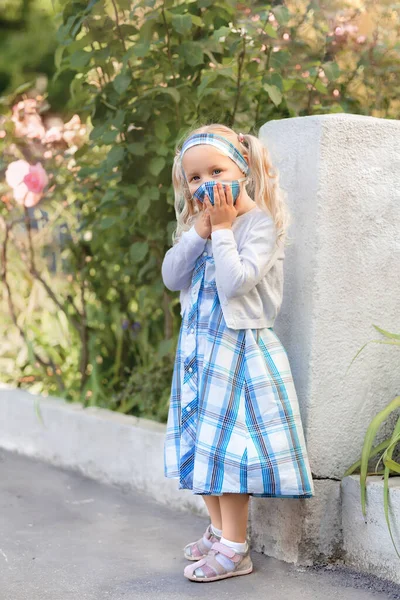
249 113 400 566
260 113 400 477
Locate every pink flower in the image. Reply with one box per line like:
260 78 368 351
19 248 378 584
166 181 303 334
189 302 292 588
43 126 63 144
11 99 46 140
5 160 48 207
23 163 48 194
5 160 30 188
63 114 86 146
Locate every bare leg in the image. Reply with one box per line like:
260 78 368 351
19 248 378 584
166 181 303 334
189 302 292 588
202 495 222 530
219 493 250 542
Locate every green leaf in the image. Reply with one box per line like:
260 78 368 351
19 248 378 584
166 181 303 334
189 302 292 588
155 121 170 142
158 87 180 103
156 144 169 157
263 83 282 106
343 437 393 477
172 14 192 35
314 79 328 94
26 338 36 365
69 49 91 69
103 129 119 144
382 415 400 559
359 396 400 516
191 15 203 28
140 86 181 104
90 124 108 141
107 146 124 167
112 110 126 130
197 72 218 98
130 241 148 263
270 51 290 69
131 42 150 58
113 73 131 95
119 24 139 37
149 157 166 176
246 61 259 77
180 42 204 66
139 18 155 43
270 72 283 90
212 26 231 40
282 78 296 92
157 338 175 359
137 195 150 215
383 456 400 474
54 46 65 70
322 62 340 81
127 142 146 155
148 187 160 201
372 324 400 341
100 217 117 230
272 6 290 25
264 23 278 39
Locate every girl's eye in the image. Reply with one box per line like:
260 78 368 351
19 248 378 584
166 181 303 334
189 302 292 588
190 169 222 182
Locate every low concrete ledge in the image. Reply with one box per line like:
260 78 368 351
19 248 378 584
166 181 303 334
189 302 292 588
342 475 400 585
250 479 343 566
0 386 208 518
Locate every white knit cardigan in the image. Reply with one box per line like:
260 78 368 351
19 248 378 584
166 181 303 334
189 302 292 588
161 205 285 329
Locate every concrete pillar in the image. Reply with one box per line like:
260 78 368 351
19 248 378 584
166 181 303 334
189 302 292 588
249 114 400 565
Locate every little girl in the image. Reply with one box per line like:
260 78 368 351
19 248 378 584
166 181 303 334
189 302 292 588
161 123 314 583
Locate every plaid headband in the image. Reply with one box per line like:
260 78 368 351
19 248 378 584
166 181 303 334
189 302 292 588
180 133 249 177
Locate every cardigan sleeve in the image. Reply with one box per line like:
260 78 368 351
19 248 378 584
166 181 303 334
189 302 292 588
211 215 279 299
161 224 208 292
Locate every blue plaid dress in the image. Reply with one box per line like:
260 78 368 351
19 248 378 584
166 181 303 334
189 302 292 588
164 238 315 498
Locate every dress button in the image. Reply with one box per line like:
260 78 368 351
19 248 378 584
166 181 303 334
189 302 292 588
202 251 207 256
188 367 193 373
186 406 191 412
190 328 194 334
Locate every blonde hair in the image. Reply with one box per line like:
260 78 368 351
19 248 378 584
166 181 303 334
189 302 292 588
171 123 292 247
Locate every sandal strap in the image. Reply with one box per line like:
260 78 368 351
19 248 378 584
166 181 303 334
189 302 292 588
185 524 219 558
211 541 242 563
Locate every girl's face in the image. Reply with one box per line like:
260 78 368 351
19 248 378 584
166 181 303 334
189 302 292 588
181 144 247 203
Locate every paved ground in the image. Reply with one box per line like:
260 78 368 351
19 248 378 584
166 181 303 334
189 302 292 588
1 450 400 600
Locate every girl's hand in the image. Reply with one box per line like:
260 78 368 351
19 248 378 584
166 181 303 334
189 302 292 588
204 183 237 231
194 199 212 239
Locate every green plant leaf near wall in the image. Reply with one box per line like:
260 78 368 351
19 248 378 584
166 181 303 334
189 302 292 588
343 326 400 560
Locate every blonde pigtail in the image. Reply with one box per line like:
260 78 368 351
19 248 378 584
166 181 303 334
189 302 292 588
239 132 292 246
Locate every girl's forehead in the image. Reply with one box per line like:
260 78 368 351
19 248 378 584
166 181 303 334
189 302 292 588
181 144 231 172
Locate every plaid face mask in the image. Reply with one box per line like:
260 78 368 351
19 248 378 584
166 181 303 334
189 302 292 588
192 176 247 206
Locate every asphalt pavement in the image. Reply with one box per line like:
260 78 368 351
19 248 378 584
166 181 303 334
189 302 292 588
1 449 400 600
